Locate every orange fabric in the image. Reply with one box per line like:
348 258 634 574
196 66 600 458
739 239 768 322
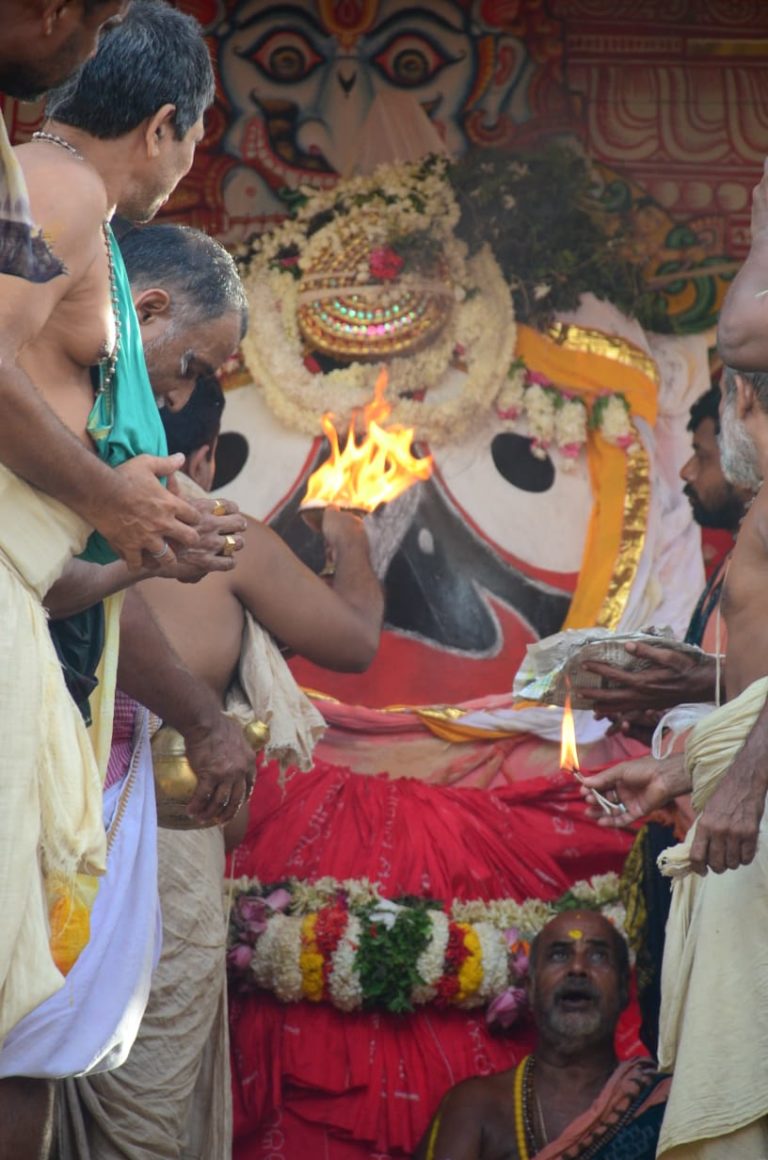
515 324 658 425
562 430 629 629
515 324 658 631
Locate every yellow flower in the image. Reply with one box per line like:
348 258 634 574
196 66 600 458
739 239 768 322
455 922 483 1005
299 913 325 1002
47 872 99 976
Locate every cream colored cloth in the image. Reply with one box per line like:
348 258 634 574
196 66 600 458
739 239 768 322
56 828 228 1160
657 677 768 1156
0 708 159 1079
226 609 325 772
660 1118 768 1160
0 462 105 1047
87 592 127 780
658 677 768 878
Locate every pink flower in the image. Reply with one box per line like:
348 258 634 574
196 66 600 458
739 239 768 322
560 442 581 459
238 897 268 930
227 943 254 972
265 888 293 913
525 370 553 388
486 986 528 1029
369 246 405 281
496 405 521 420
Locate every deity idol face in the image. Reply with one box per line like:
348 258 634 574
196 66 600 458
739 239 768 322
217 0 525 183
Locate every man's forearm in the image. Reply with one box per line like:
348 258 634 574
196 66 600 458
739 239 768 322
46 559 146 619
330 525 384 659
717 234 768 370
118 588 221 736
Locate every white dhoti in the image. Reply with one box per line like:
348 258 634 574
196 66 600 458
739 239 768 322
0 708 160 1079
57 827 230 1160
657 677 768 1157
0 463 105 1047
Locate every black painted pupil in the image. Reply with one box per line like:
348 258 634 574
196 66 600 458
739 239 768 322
490 432 555 493
393 50 429 86
269 47 306 81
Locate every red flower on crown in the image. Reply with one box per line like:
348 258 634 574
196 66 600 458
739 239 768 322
369 246 405 282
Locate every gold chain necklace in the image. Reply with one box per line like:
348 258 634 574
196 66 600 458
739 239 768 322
30 130 122 398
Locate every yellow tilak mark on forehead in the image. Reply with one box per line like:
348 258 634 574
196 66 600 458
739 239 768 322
568 929 583 941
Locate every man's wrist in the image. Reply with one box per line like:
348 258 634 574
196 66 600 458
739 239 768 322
163 680 221 741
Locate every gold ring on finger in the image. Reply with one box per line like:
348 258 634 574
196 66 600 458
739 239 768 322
221 535 238 558
212 499 227 516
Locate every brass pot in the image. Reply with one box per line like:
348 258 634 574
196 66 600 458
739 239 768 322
152 719 270 830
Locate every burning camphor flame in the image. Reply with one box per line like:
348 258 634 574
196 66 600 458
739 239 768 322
301 367 433 513
560 691 580 773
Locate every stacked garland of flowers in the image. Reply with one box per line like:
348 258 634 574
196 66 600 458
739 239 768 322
226 873 626 1023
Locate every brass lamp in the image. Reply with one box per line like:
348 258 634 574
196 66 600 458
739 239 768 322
152 719 270 830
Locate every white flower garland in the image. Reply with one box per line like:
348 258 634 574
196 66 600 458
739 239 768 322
327 914 365 1012
412 909 450 1004
242 246 515 446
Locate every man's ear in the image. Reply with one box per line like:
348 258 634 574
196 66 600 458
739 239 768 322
734 372 756 421
144 104 177 157
133 287 171 326
42 1 71 35
188 445 212 488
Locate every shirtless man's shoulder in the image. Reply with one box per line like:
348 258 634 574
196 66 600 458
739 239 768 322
423 1069 521 1159
5 143 115 438
14 142 108 281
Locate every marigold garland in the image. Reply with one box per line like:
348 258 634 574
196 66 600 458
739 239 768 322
226 872 626 1019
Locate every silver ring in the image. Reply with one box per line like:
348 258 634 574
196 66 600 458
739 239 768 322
150 541 169 560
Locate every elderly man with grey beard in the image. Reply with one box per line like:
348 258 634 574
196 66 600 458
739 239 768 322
580 366 768 1156
416 911 670 1160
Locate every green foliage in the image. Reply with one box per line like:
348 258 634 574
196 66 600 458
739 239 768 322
448 144 666 331
356 901 434 1014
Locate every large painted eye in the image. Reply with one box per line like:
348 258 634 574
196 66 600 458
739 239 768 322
245 30 323 84
432 416 593 578
372 34 455 88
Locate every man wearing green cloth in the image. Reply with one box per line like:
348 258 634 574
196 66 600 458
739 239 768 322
0 6 253 1156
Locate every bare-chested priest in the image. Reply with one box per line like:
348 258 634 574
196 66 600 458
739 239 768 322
582 363 768 1155
416 911 669 1160
0 0 247 1118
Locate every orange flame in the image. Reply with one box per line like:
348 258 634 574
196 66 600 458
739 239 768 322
301 367 433 513
560 691 580 773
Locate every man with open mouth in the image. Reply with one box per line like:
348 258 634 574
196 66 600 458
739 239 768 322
416 910 670 1160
